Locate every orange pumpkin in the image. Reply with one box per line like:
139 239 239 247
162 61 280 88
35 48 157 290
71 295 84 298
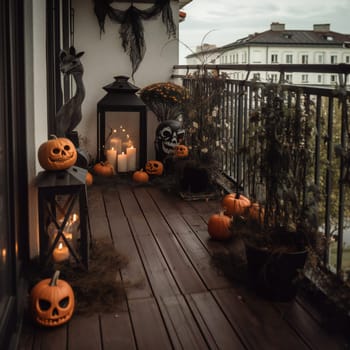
222 193 251 217
145 160 164 176
93 162 114 177
175 144 189 158
85 171 93 186
132 169 149 183
30 270 75 327
38 135 77 171
207 212 232 240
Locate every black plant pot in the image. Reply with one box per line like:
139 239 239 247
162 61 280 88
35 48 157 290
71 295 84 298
245 243 308 302
180 164 211 193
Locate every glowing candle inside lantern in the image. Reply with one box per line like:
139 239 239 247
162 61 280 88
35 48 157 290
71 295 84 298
126 145 137 171
106 147 117 173
53 242 69 263
110 132 122 154
1 248 6 264
118 152 128 172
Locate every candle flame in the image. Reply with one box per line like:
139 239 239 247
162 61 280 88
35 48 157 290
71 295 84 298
1 249 6 258
111 147 115 151
58 242 63 250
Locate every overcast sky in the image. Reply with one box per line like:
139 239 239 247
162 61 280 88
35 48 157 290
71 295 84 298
178 0 350 63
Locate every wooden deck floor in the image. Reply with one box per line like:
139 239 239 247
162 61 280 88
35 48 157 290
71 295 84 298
19 180 349 350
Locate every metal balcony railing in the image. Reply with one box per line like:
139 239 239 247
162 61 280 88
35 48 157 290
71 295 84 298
173 63 350 282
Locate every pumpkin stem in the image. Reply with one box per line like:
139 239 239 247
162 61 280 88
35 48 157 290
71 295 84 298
49 134 58 140
49 270 61 287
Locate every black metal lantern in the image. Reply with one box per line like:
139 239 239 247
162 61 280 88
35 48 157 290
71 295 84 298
97 75 147 170
36 166 89 269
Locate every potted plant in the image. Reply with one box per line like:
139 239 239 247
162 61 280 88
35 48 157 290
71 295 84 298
236 81 323 301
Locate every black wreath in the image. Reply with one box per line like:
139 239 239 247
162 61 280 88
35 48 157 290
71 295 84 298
93 0 176 78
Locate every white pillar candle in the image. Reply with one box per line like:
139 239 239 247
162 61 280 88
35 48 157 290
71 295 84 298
126 145 137 171
118 152 128 172
106 147 117 173
110 137 122 154
52 242 69 263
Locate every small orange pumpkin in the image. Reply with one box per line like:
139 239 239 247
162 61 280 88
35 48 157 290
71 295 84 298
30 270 75 327
222 193 251 217
93 162 114 177
145 160 164 176
132 169 149 183
175 144 189 158
85 171 93 186
207 212 232 240
38 135 77 171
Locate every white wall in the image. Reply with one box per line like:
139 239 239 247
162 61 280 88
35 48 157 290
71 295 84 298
24 0 48 257
72 0 180 161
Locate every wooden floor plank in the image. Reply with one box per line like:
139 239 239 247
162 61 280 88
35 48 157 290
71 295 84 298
104 189 153 300
186 291 245 350
87 186 112 241
276 300 349 350
129 297 173 350
162 213 232 290
68 314 102 350
32 324 67 350
214 288 309 350
134 187 207 294
100 312 136 350
157 294 209 350
129 215 181 297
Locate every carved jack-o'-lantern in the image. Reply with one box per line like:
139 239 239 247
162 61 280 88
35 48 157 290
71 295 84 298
145 160 164 176
30 270 75 327
38 135 77 171
175 144 189 158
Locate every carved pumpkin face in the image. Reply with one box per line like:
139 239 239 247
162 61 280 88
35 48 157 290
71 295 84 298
38 136 77 171
175 145 189 158
145 160 164 176
30 271 75 327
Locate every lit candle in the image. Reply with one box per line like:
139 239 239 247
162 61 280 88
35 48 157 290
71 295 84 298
110 136 122 154
63 232 73 241
118 152 128 172
126 145 137 171
1 248 6 265
106 147 117 173
53 242 69 263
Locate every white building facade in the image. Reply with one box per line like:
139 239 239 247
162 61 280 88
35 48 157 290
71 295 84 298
187 23 350 86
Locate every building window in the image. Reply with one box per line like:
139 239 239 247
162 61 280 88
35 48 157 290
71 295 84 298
285 74 293 83
301 55 308 64
330 55 338 64
317 54 324 64
317 75 323 84
302 74 308 83
331 75 337 84
346 56 350 63
271 54 278 63
269 74 278 83
286 54 293 64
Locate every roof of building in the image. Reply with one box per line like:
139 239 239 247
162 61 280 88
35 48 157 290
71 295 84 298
227 23 350 48
187 23 350 58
